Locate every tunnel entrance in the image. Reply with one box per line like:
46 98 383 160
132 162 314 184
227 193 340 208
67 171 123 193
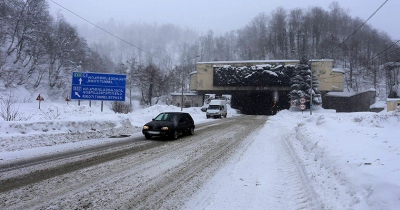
231 91 290 115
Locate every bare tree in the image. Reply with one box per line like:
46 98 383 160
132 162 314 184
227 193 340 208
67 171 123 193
269 7 288 59
128 61 164 106
236 13 269 60
46 15 87 88
0 90 20 121
1 0 52 87
288 8 304 59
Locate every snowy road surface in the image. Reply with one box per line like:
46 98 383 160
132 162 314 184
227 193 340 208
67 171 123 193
0 115 321 209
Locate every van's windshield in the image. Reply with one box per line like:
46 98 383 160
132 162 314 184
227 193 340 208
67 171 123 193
208 105 220 110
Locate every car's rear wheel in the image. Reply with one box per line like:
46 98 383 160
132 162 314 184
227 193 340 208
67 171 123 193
144 134 152 140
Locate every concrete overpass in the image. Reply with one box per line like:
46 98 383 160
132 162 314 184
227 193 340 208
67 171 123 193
189 59 344 115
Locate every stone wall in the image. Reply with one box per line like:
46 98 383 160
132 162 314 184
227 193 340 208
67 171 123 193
322 90 376 112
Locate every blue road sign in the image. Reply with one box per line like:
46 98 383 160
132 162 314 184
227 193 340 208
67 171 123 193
71 72 126 101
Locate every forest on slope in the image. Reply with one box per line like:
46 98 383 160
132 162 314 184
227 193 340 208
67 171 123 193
1 1 399 103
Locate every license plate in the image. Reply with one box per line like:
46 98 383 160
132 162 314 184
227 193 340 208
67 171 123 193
148 131 160 134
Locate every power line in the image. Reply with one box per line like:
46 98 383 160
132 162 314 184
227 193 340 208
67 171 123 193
319 58 400 82
385 59 400 68
359 39 400 67
327 0 388 59
321 0 393 83
49 0 170 64
340 0 388 46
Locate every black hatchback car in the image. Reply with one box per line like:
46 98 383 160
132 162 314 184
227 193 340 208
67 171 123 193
142 112 195 140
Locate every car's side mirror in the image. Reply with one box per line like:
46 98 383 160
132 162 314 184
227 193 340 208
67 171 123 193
152 118 155 121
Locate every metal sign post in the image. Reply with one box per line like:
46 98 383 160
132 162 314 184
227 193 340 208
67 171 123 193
36 94 44 109
65 96 70 105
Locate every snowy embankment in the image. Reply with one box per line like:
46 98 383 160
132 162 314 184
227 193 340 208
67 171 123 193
184 107 400 209
0 102 207 152
271 109 400 209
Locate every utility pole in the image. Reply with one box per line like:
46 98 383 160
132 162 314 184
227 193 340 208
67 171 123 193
181 69 184 111
310 61 313 115
180 55 200 111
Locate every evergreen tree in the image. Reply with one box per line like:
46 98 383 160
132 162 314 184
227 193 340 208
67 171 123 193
289 57 322 107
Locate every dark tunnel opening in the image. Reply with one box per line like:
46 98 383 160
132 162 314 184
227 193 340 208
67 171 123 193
231 91 290 115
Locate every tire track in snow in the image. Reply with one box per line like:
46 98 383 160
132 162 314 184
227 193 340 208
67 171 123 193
280 127 324 209
185 120 324 209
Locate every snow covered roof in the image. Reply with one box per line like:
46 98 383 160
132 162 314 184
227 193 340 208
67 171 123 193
327 89 376 97
198 60 299 64
332 68 345 73
370 100 386 109
387 98 400 102
170 92 198 96
199 59 334 65
309 59 334 62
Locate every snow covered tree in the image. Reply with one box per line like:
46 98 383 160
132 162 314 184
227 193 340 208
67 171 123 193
289 57 322 107
310 67 322 106
1 0 53 87
289 62 306 106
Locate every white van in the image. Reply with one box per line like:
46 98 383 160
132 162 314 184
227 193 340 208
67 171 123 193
206 100 227 118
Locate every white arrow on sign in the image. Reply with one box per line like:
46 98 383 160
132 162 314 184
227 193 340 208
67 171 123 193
79 78 82 85
74 92 81 98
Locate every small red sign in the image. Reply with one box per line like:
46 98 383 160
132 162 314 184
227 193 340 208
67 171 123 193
300 98 306 104
300 104 306 110
36 94 44 101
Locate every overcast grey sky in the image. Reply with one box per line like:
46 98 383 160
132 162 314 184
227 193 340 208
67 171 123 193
48 0 399 40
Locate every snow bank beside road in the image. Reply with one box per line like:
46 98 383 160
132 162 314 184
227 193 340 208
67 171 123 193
0 119 135 152
273 110 400 209
186 108 400 209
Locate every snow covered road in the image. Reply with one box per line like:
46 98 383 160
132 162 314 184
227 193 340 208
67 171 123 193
0 115 323 209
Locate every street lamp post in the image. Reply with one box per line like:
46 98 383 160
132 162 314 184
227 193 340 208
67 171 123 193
310 61 313 115
180 55 199 111
181 73 184 111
